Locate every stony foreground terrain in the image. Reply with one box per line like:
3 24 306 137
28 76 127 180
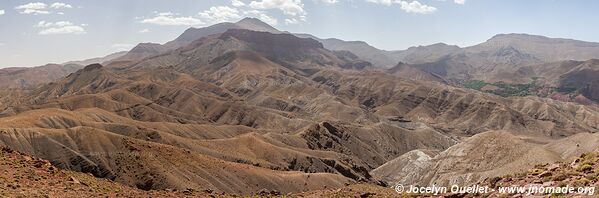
436 149 599 198
0 147 211 197
0 146 398 197
3 144 599 197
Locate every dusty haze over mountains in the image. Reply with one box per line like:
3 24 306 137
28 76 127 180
1 2 599 197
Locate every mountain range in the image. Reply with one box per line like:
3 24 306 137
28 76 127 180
0 17 599 196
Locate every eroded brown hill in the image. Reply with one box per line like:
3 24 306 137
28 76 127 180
475 59 599 104
0 146 214 197
371 131 599 187
0 64 82 89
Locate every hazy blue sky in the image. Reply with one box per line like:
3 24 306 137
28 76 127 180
1 0 598 67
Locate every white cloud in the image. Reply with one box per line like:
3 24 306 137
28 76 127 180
249 0 305 16
257 13 278 25
454 0 465 4
199 6 242 24
284 15 306 24
285 18 298 24
240 9 279 26
15 2 73 15
243 10 264 15
232 0 246 7
50 2 72 9
16 2 47 10
366 0 394 6
399 1 436 14
321 0 339 4
39 26 85 35
36 21 73 27
0 10 4 15
247 0 306 25
139 29 150 33
366 0 436 14
140 12 204 26
35 21 86 35
112 43 135 51
15 2 50 15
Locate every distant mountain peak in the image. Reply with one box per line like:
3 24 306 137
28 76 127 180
164 18 281 50
82 63 103 72
234 17 279 33
219 29 323 49
583 58 599 66
487 33 551 42
236 17 266 25
407 43 460 50
429 43 461 48
130 43 164 53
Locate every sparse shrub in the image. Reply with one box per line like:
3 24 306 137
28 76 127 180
576 164 593 173
572 178 590 187
582 153 596 161
552 173 569 181
557 181 567 187
550 193 567 198
487 176 501 188
515 172 527 178
530 169 543 175
580 160 595 167
535 163 548 169
584 174 596 182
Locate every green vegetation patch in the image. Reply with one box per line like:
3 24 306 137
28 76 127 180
492 82 536 97
555 86 578 94
463 80 487 90
461 80 541 97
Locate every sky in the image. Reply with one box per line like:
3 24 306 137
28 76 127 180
1 0 599 68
